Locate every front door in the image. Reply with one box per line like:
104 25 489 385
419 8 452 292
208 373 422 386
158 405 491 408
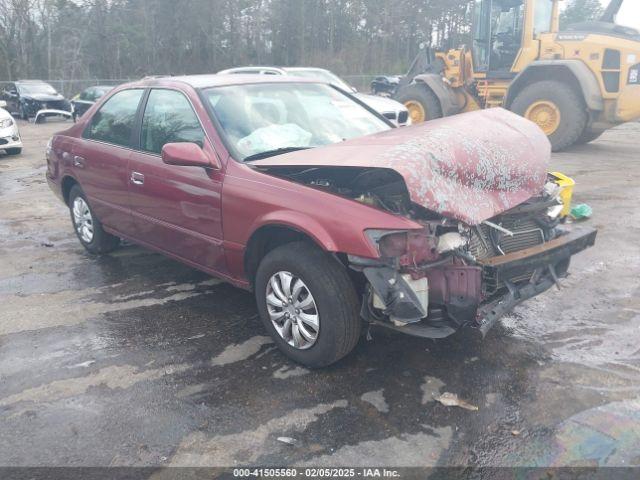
128 88 225 273
72 88 145 236
2 83 19 115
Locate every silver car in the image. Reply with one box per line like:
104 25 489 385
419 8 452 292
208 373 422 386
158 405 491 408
217 66 410 127
0 101 22 155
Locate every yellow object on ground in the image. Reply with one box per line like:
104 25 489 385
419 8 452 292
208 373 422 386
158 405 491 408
550 171 575 217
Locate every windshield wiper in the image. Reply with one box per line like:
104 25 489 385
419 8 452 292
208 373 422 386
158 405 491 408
243 146 310 162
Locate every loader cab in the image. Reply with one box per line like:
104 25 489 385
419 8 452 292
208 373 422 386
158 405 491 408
472 0 556 76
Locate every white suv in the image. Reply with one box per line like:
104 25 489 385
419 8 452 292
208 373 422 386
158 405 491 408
217 66 410 127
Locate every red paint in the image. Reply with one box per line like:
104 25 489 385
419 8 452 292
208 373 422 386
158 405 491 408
253 108 551 225
46 75 546 290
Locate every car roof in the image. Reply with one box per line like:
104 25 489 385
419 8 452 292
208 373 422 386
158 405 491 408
219 66 330 74
125 74 324 90
16 80 49 84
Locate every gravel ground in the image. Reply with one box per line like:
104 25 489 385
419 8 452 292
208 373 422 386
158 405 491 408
1 119 639 473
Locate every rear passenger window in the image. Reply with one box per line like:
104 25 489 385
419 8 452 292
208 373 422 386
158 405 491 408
140 89 205 154
84 89 143 147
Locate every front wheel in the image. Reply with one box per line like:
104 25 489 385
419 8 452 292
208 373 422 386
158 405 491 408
68 185 120 254
255 242 361 367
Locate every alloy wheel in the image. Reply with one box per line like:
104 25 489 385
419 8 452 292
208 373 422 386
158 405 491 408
265 271 320 350
72 197 94 243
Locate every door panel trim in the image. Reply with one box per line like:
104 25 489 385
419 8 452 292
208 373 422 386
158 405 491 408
102 224 246 289
129 208 223 247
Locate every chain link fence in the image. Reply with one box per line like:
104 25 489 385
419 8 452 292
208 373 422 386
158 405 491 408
0 79 133 98
1 75 401 98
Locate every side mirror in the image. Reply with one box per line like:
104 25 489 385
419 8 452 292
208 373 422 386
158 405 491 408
161 142 221 170
0 100 6 108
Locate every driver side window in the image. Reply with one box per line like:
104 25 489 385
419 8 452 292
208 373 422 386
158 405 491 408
140 89 205 155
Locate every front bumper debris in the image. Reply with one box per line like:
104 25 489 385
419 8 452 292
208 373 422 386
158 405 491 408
34 109 72 123
360 226 597 339
474 226 597 335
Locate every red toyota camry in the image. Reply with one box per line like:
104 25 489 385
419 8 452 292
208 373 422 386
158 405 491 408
46 74 596 367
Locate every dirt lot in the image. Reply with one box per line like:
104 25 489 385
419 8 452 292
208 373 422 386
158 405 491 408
1 119 639 471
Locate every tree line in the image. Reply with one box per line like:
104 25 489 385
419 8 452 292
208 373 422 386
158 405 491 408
0 0 602 89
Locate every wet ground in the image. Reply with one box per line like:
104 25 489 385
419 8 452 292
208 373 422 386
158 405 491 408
1 119 639 471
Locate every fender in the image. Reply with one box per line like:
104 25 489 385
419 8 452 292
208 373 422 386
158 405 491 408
247 210 342 254
505 60 604 111
412 73 463 116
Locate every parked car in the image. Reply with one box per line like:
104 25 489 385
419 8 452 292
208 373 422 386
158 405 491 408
71 85 114 121
46 75 596 367
1 80 72 123
218 66 410 127
0 100 22 155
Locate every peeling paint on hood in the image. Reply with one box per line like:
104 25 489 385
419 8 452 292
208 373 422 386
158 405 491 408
252 108 550 225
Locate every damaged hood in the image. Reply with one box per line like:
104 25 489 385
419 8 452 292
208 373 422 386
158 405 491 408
252 108 550 225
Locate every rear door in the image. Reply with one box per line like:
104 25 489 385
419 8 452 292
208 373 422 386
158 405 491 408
72 88 145 236
128 88 226 272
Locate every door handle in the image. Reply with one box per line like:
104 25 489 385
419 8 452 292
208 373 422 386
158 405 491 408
130 171 144 185
73 155 85 168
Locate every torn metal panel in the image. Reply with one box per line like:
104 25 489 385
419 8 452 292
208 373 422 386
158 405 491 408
252 108 550 225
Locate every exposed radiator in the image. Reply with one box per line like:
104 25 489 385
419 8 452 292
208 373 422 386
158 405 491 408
469 217 548 296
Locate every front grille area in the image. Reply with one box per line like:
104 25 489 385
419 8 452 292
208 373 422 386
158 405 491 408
469 216 548 295
469 218 545 260
382 111 397 121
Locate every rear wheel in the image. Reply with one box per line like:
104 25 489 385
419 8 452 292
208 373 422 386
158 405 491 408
510 80 587 151
255 242 361 367
395 84 443 124
68 185 120 254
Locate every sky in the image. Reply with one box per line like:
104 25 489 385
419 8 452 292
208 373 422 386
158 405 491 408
600 0 640 30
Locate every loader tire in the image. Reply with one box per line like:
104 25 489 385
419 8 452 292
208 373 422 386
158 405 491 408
575 128 604 145
510 80 588 152
395 83 443 124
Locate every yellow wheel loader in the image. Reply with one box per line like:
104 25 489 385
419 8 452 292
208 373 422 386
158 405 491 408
393 0 640 151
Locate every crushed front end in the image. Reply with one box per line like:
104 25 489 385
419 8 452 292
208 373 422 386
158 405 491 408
352 174 597 338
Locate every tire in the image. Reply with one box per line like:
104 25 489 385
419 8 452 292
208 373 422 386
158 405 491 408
20 105 29 121
68 185 120 254
510 80 588 152
394 83 443 124
575 128 604 145
5 148 22 155
255 241 361 367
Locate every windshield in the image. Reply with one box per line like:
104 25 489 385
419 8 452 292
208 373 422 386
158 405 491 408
17 83 58 95
285 69 354 92
203 82 390 161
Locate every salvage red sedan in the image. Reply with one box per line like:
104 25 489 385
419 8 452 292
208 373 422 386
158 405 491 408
46 75 596 367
